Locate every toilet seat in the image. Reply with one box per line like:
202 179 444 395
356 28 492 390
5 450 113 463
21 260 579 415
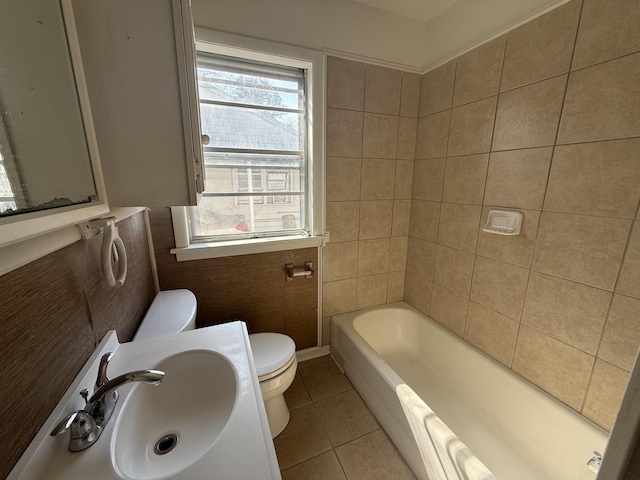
249 333 296 381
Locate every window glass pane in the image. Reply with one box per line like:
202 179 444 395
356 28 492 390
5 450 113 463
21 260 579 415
192 195 304 238
198 70 302 110
200 104 302 151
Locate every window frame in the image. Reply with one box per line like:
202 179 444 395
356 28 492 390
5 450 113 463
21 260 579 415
171 29 326 261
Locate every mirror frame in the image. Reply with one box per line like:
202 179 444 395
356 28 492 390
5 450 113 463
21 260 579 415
0 0 108 249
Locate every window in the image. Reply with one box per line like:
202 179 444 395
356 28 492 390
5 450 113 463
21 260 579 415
170 32 324 261
190 53 307 240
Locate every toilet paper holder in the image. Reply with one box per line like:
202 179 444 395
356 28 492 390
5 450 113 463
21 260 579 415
285 261 314 281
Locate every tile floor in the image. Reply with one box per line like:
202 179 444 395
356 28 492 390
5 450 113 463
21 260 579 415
276 355 416 480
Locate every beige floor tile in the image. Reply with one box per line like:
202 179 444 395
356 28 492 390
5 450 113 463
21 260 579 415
335 430 416 480
315 389 380 447
284 372 312 410
298 355 332 369
299 359 353 402
281 451 347 480
274 404 333 470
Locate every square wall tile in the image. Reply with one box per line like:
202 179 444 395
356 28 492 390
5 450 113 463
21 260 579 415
465 301 518 366
392 200 412 237
361 159 396 200
357 273 389 309
323 279 357 316
358 238 391 276
401 72 421 117
394 160 414 200
470 256 529 320
582 360 630 431
360 200 394 240
388 270 406 303
416 111 450 159
412 158 445 202
365 64 402 115
558 53 640 144
544 138 640 218
323 241 358 282
327 56 365 111
484 147 552 210
493 75 566 151
512 325 594 410
406 237 437 280
420 61 456 116
430 283 469 337
437 203 481 253
617 222 640 299
326 108 363 157
501 0 581 90
447 96 497 156
409 200 440 242
532 212 631 290
326 201 359 243
453 35 506 107
598 294 640 371
572 0 640 70
442 154 489 205
397 117 418 160
433 245 475 296
521 272 611 354
363 113 399 159
326 157 361 202
403 271 433 316
477 208 540 268
389 236 409 272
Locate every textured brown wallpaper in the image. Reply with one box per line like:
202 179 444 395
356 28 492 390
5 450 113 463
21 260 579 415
0 212 155 479
148 207 319 350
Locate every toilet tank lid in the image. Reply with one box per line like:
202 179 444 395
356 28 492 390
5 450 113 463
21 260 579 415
133 289 197 341
249 333 296 377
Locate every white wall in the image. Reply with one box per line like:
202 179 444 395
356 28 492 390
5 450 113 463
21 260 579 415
191 0 427 70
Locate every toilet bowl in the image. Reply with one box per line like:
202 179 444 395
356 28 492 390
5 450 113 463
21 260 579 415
133 289 297 438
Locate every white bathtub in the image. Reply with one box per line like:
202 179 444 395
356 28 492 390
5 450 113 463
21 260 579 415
331 302 608 480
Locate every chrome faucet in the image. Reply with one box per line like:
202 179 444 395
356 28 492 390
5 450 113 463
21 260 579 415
51 352 164 451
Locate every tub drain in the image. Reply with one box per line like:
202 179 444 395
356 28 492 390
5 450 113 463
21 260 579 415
153 433 179 455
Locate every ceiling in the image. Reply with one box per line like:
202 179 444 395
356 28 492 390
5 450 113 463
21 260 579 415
350 0 462 22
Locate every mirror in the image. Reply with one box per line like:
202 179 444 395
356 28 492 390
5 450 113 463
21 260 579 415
0 0 108 246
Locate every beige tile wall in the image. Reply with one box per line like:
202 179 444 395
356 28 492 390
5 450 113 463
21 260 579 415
405 0 640 431
323 57 419 343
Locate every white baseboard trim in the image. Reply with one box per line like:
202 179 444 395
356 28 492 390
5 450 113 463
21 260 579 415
296 345 330 363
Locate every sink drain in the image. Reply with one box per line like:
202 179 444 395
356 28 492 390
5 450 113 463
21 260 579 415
153 433 179 455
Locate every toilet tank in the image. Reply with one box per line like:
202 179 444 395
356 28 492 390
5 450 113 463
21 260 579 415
132 289 197 341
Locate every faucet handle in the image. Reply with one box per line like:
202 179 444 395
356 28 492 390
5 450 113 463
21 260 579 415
96 352 114 389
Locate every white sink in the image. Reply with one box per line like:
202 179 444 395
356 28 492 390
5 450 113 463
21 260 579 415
8 322 281 480
112 350 238 480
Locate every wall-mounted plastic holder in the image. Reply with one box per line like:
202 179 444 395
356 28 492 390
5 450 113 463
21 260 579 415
482 210 523 236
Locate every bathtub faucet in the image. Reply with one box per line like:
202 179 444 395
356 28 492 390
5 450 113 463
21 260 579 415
50 352 164 452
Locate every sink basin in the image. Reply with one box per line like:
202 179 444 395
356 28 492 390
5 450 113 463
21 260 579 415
111 350 237 479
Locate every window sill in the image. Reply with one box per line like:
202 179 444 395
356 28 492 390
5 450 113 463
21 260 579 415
170 234 326 261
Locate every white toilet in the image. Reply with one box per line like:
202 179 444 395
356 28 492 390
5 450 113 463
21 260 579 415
133 289 298 438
